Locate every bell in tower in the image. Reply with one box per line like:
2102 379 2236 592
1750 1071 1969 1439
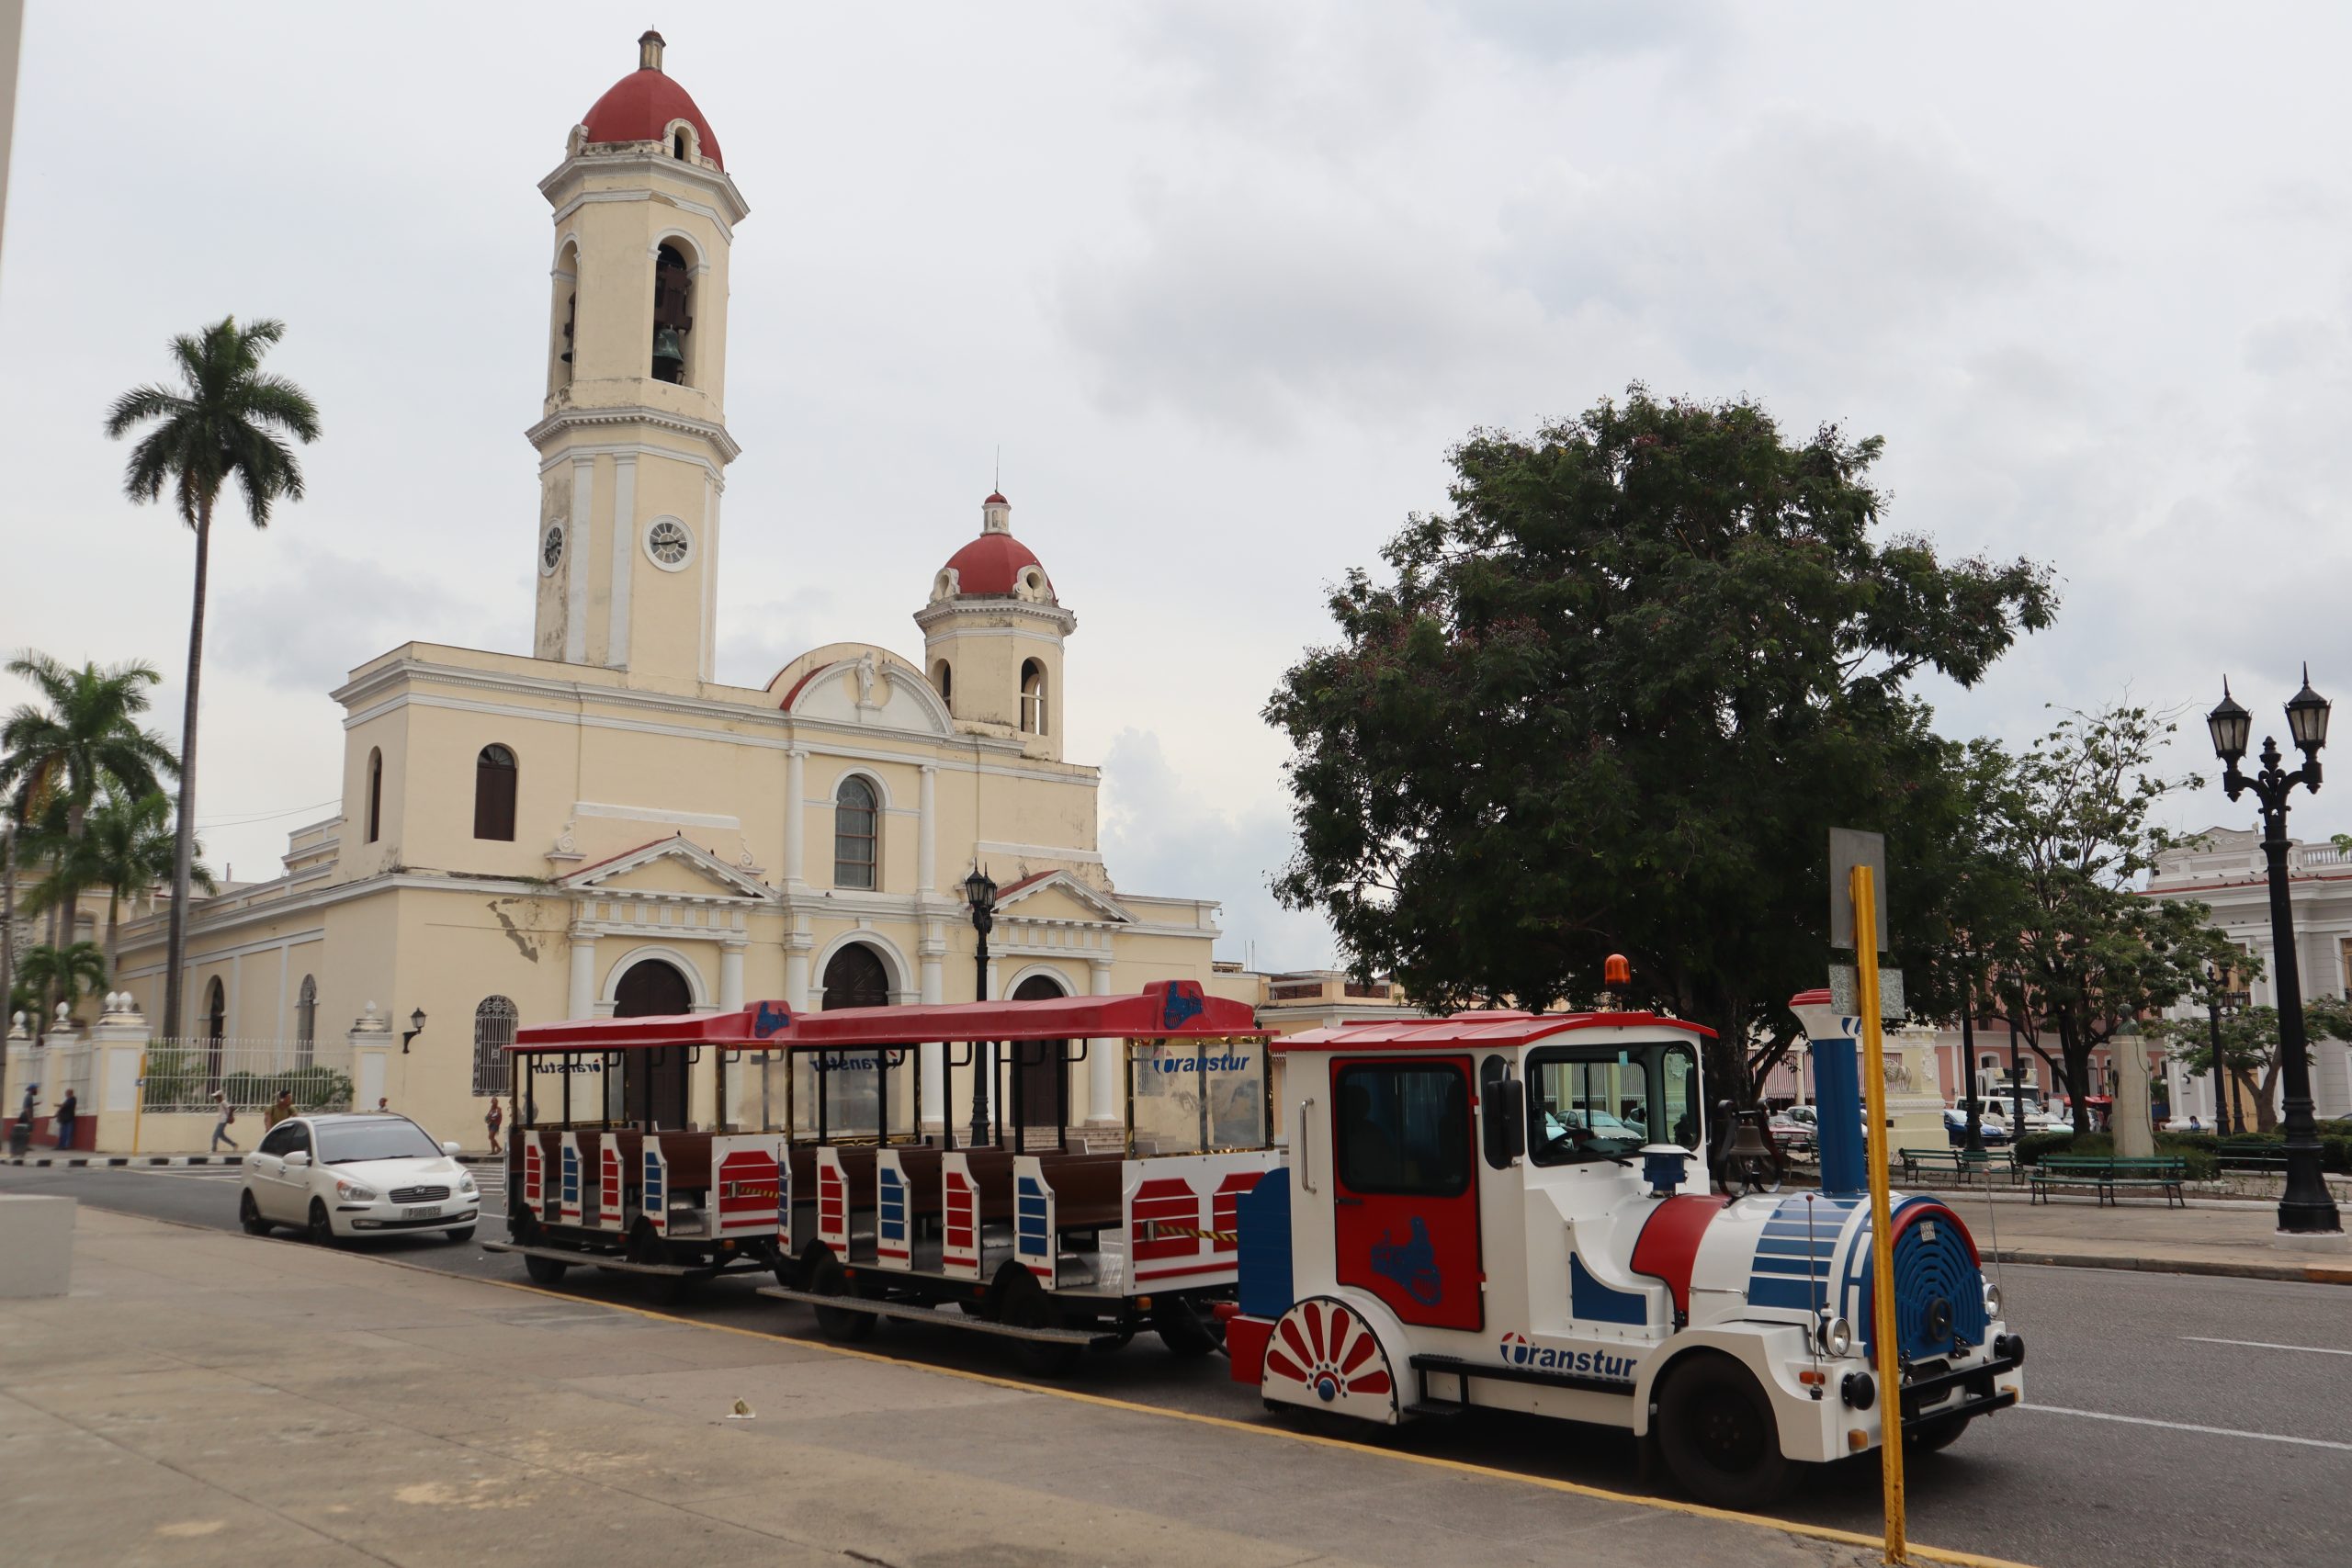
652 243 693 384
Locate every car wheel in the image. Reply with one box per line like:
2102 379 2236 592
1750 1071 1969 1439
307 1199 340 1247
523 1252 570 1285
808 1251 876 1342
1656 1352 1790 1510
445 1225 475 1244
239 1190 272 1236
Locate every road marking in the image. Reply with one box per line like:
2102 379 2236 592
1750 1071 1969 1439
2022 1404 2352 1452
2180 1335 2352 1357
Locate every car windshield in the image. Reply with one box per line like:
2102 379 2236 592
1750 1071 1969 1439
316 1119 442 1165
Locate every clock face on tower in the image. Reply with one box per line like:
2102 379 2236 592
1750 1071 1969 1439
540 524 564 574
645 517 694 570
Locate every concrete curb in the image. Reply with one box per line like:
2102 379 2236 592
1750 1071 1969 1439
1992 1246 2352 1286
5 1153 243 1168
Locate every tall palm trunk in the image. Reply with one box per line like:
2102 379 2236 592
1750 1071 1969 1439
1 822 17 1122
162 498 212 1044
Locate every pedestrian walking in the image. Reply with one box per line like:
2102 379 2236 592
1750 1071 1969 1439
53 1089 78 1151
210 1089 239 1152
485 1098 503 1155
264 1089 295 1130
9 1084 36 1156
375 1096 390 1114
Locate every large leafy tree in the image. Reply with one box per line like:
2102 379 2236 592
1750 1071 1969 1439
1985 704 2240 1134
24 787 215 978
106 316 321 1041
1267 390 2054 1100
2145 998 2351 1134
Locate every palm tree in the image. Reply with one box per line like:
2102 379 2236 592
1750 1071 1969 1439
106 316 322 1042
15 941 107 1049
0 653 176 1055
24 788 214 978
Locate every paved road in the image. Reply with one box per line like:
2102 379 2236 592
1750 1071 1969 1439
6 1164 2345 1568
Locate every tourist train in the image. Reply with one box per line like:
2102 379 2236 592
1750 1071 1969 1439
496 974 2024 1506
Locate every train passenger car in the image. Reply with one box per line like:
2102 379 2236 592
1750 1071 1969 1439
492 1008 796 1294
755 980 1280 1372
1221 987 2025 1507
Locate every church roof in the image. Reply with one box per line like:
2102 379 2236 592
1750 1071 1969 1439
581 35 724 168
942 530 1049 597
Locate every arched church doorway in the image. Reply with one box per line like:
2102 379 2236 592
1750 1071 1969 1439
820 943 891 1010
1011 974 1069 1147
615 959 694 1129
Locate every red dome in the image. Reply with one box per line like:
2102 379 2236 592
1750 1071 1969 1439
943 533 1050 597
582 63 723 169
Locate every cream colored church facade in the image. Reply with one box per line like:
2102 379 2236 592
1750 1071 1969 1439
100 35 1242 1147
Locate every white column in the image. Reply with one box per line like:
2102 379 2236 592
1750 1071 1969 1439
918 765 937 893
784 749 807 888
564 457 594 664
1087 954 1117 1126
568 931 598 1020
606 454 638 667
784 921 812 1011
718 942 745 1012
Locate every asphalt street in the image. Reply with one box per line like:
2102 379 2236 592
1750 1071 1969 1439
5 1163 2345 1568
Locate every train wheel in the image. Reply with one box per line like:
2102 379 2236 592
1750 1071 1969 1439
630 1223 684 1305
1001 1274 1082 1378
808 1253 876 1342
1907 1413 1973 1453
524 1253 571 1286
1153 1297 1222 1359
1656 1352 1789 1509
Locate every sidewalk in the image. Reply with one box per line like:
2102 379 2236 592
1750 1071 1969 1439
1918 1186 2352 1284
0 1209 1936 1568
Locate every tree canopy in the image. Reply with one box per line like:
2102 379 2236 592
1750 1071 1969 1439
1266 389 2055 1096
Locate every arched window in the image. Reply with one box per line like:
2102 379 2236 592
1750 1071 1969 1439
651 243 693 385
295 976 318 1069
472 996 517 1097
1020 660 1046 736
932 659 953 705
473 744 518 841
673 130 688 160
821 943 891 1010
365 748 383 843
834 776 878 889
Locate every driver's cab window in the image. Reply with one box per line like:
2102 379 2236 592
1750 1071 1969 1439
1526 1042 1701 1166
1335 1061 1470 1196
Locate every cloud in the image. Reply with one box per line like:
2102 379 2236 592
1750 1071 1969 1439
212 543 498 691
1099 728 1337 972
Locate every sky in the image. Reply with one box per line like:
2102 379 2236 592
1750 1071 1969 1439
2 3 2348 973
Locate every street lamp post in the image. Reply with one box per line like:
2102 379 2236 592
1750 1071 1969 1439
2207 670 2342 1235
1958 950 1986 1155
964 865 997 1148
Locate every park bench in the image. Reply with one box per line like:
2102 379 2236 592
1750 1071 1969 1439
2029 1153 2186 1208
2214 1139 2290 1174
1898 1147 2020 1187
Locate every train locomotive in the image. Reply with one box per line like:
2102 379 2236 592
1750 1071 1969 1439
492 976 2022 1508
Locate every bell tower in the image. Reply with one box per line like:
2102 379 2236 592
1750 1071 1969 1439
530 31 749 689
915 492 1077 762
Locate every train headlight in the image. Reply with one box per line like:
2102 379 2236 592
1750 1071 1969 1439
1984 1280 2003 1318
1816 1311 1853 1358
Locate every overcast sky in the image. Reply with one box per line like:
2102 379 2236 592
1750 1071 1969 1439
4 3 2348 971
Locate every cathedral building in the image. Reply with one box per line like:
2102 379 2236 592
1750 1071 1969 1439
101 34 1241 1146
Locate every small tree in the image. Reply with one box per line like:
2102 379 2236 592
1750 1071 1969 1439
2148 998 2352 1134
14 942 107 1049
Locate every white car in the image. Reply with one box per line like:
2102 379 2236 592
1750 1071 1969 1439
240 1112 480 1244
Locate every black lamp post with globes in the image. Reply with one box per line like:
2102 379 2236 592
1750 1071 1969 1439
964 865 998 1149
2206 669 2343 1235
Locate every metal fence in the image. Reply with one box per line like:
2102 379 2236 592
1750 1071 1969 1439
139 1038 355 1115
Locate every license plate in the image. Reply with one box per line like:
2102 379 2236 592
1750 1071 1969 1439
402 1205 442 1220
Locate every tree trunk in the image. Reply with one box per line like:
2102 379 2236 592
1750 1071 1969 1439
2255 1063 2281 1134
0 822 16 1123
103 889 121 984
162 501 213 1044
2059 1014 2092 1135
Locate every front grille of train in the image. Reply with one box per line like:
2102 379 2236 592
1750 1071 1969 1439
390 1185 451 1205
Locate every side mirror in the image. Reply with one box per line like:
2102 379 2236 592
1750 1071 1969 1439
1479 1055 1525 1169
284 1151 311 1168
441 1141 462 1157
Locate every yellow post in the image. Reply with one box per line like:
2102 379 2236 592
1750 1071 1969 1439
1851 864 1907 1564
130 1049 147 1156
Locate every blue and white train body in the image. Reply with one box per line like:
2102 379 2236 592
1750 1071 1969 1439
1223 998 2024 1507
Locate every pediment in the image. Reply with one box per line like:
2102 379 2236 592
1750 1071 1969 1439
995 870 1130 925
768 643 953 735
563 835 771 901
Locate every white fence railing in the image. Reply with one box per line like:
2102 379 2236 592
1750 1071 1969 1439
139 1037 355 1115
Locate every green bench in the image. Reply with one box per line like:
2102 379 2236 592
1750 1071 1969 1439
2215 1140 2290 1173
1898 1147 2020 1186
2029 1154 2187 1208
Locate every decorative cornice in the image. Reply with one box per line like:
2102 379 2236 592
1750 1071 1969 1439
539 152 751 228
913 597 1078 638
526 403 742 465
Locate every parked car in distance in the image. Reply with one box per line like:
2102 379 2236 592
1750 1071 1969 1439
240 1112 479 1245
1768 1111 1816 1154
1943 1103 2013 1145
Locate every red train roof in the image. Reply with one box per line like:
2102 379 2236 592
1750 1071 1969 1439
511 980 1260 1053
1272 1010 1714 1054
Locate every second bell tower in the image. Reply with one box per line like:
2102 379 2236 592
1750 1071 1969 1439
529 31 749 688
